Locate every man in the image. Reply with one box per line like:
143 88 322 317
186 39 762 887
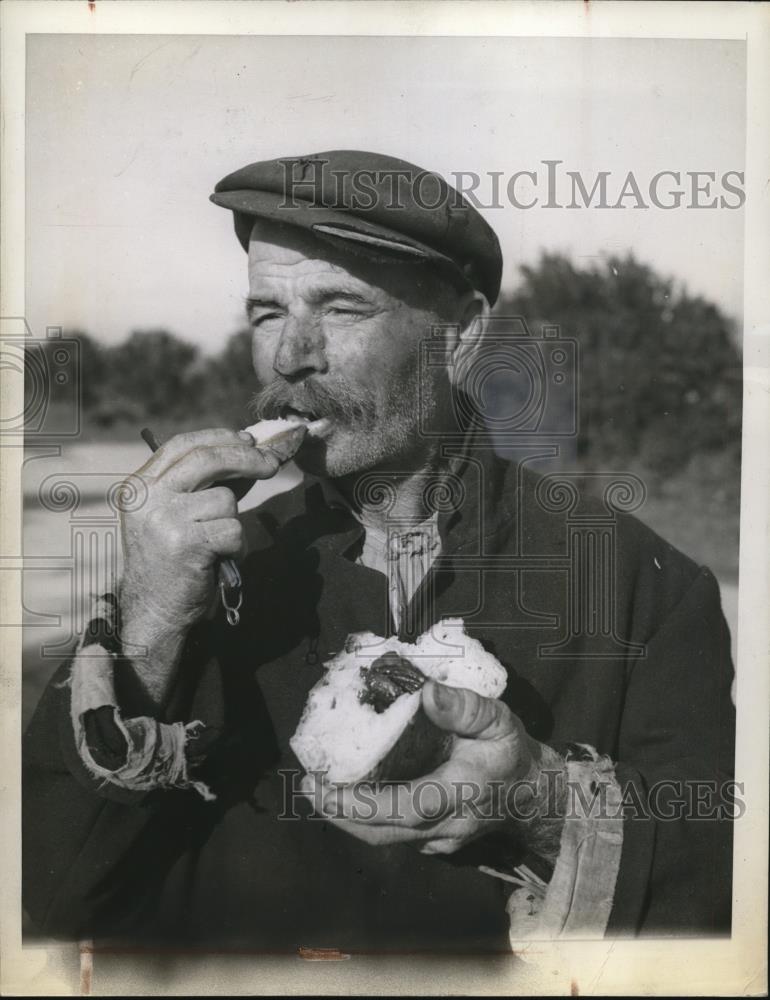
23 152 735 953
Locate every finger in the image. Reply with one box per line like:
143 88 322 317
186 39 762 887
196 517 244 557
318 766 485 829
162 433 304 492
301 773 427 827
422 681 515 740
301 776 470 848
251 424 308 463
322 780 447 827
138 428 251 477
244 424 307 461
320 813 436 847
419 838 464 856
305 772 493 837
177 486 239 522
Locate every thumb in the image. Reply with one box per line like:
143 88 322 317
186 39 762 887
422 679 514 740
258 422 308 462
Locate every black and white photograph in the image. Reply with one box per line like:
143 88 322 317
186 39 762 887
1 2 768 995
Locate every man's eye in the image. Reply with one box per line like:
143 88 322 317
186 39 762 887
328 307 364 317
251 313 282 327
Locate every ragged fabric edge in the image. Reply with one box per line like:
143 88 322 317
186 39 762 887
507 748 624 941
68 598 216 802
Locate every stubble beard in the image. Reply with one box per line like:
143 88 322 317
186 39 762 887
302 368 447 480
249 359 451 480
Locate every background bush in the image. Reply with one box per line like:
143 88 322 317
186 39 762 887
26 252 742 575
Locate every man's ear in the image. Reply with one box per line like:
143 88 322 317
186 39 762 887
446 290 490 389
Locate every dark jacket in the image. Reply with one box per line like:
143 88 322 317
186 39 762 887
23 451 736 953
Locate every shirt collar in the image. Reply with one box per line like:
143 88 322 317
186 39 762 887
318 476 441 536
303 429 512 557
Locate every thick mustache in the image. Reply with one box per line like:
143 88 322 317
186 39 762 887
249 377 374 424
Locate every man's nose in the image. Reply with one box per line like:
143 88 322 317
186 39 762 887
273 313 328 380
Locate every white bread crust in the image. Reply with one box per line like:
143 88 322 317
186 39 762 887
290 619 507 783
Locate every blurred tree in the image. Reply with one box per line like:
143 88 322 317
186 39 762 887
107 329 200 418
496 253 742 476
200 328 257 429
48 254 742 482
65 330 109 409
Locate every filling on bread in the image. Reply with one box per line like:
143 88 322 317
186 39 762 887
358 653 426 714
290 619 507 783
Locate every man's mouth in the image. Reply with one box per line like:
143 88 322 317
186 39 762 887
280 405 332 438
281 405 318 422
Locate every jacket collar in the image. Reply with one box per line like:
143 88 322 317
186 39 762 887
302 428 516 559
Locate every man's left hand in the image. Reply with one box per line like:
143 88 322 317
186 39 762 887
301 680 566 858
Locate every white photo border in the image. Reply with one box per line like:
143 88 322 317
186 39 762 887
1 2 767 995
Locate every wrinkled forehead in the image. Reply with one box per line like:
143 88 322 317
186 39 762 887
248 219 337 265
246 218 459 314
247 243 371 311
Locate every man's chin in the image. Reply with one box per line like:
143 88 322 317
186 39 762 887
293 428 346 478
293 427 380 480
293 438 330 477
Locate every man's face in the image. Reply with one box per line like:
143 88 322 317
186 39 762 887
247 223 458 478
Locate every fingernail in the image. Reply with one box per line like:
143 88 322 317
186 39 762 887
238 430 255 442
431 681 458 712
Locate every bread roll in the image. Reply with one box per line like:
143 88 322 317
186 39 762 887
290 618 507 783
242 416 328 445
242 418 301 445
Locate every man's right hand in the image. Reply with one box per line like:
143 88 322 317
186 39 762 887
117 425 307 707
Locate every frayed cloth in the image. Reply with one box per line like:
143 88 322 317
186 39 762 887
69 594 215 801
502 748 623 940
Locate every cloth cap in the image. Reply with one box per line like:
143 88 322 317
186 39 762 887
210 150 503 305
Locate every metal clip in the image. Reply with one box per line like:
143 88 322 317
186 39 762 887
218 560 243 627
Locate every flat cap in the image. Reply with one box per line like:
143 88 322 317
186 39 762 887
210 150 502 305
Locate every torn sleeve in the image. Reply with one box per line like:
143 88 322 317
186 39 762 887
499 745 624 940
68 593 216 801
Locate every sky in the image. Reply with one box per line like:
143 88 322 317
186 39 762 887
26 34 746 352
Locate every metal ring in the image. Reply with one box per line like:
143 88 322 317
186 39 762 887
220 580 243 627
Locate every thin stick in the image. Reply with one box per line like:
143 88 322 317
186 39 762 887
140 426 161 452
